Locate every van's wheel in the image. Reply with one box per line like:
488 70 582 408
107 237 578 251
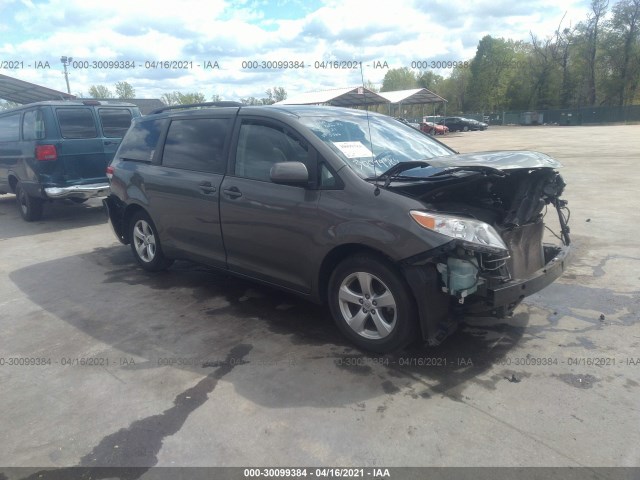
129 211 173 271
462 126 469 132
15 181 43 221
328 254 418 353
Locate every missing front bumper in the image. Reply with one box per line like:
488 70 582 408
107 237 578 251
479 244 570 308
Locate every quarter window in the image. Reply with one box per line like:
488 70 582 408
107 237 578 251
56 108 98 138
161 118 229 173
22 110 46 140
117 119 166 162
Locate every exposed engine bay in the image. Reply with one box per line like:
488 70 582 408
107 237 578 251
386 160 570 324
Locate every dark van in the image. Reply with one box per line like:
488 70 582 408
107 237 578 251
0 100 141 221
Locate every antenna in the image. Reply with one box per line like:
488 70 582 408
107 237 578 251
359 62 380 196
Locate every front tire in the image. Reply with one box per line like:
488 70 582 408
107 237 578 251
129 211 173 271
328 254 418 353
16 181 43 221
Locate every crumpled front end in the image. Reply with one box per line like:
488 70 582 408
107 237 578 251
393 154 571 345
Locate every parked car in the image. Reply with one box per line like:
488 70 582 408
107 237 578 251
0 100 141 221
468 118 489 130
105 103 571 353
420 121 449 135
438 116 485 132
393 117 421 130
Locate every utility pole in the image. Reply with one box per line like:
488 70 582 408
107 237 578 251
60 56 72 94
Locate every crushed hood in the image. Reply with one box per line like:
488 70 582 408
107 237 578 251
426 150 562 170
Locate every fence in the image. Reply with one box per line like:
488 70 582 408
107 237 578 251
468 105 640 126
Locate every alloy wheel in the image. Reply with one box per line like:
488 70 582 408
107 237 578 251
133 219 157 263
338 271 397 340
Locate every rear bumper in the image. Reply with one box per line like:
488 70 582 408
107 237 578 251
44 183 110 199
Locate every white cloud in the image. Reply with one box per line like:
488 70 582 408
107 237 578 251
0 0 595 100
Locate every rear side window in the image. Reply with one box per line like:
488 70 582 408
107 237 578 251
22 110 46 140
117 119 166 162
0 113 20 141
161 118 229 174
98 108 133 138
56 108 98 138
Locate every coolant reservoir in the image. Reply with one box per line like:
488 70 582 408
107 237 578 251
438 257 479 300
448 257 478 294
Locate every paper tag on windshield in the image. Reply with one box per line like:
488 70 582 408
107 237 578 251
332 141 373 158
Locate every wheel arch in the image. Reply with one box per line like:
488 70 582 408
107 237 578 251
122 203 150 244
8 174 19 193
316 243 399 304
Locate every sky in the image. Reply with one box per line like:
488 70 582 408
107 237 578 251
0 0 592 101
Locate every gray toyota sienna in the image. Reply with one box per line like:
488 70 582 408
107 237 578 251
104 103 571 353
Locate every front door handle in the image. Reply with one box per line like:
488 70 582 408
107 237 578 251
199 181 217 194
222 186 242 199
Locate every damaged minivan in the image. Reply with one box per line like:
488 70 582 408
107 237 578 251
104 104 570 353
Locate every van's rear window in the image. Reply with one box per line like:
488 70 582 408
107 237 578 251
99 108 133 138
56 108 98 138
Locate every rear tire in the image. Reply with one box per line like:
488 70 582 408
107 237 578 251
328 254 418 353
16 181 44 222
129 211 174 271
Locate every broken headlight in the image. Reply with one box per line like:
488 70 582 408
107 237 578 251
410 210 508 254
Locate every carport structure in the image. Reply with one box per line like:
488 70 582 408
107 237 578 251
275 86 447 120
377 88 448 119
274 86 389 107
0 74 75 104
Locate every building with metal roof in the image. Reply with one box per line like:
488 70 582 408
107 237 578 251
0 74 74 104
274 86 388 107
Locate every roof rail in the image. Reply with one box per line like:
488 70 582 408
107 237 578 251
150 101 243 114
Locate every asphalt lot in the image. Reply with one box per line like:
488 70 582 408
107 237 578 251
1 125 639 474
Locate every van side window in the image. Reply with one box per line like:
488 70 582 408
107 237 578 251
22 110 46 140
98 108 133 138
161 118 229 174
56 108 98 139
117 119 166 162
0 113 21 142
234 123 309 182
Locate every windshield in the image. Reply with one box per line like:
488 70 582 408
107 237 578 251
298 112 454 178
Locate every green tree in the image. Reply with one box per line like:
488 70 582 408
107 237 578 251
211 94 221 102
466 36 523 112
240 96 263 105
160 91 206 105
584 0 609 105
262 86 287 105
115 81 135 99
364 80 379 92
416 71 444 91
0 100 21 111
608 0 640 105
439 64 472 113
88 85 113 98
381 68 417 92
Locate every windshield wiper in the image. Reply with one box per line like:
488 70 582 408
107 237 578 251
427 165 506 178
367 161 433 187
